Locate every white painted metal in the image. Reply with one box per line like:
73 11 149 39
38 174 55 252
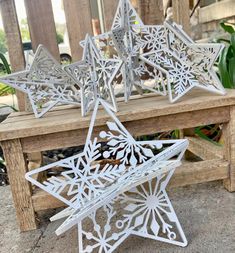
80 0 168 102
0 45 81 118
81 0 226 103
64 35 122 117
141 21 226 102
26 98 188 252
76 170 188 253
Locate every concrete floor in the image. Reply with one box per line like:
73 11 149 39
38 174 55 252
1 181 235 253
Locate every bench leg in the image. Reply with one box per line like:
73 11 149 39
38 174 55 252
223 106 235 192
1 139 38 231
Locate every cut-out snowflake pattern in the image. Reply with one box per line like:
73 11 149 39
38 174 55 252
80 0 168 102
25 135 126 210
0 45 81 118
64 35 122 116
26 99 189 252
110 0 168 101
141 21 226 102
120 170 188 247
99 121 155 167
77 202 133 253
73 169 187 253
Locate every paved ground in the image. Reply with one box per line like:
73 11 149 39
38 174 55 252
0 181 235 253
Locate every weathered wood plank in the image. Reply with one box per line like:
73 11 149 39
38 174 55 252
24 0 60 61
21 106 229 153
172 0 190 34
1 139 37 231
0 0 26 111
63 0 93 61
187 136 223 160
223 106 235 192
169 159 229 188
0 89 234 141
199 0 235 24
102 0 119 31
137 0 164 25
32 159 229 211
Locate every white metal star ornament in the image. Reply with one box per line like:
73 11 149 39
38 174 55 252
81 0 168 102
0 45 81 118
111 0 169 101
64 35 122 117
141 21 226 102
26 99 188 252
76 171 188 253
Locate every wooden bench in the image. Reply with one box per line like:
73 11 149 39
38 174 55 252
1 88 235 232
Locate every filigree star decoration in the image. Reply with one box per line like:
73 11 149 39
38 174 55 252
141 21 226 102
81 0 226 103
109 0 169 101
25 98 189 252
0 45 81 118
80 0 168 102
64 35 122 117
75 171 188 253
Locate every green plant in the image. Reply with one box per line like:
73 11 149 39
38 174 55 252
56 33 64 44
0 52 11 74
0 52 14 96
218 21 235 88
194 124 222 146
0 30 7 54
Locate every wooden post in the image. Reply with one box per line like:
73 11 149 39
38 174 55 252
63 0 93 61
1 139 37 231
223 106 235 192
102 0 119 31
172 0 191 34
137 0 164 25
24 0 60 61
0 0 26 111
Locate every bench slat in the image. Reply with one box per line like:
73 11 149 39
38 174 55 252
0 89 235 141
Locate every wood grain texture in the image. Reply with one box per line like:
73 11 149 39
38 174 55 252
102 0 119 31
199 0 235 24
24 0 60 61
20 106 229 153
63 0 93 61
172 0 190 34
187 136 223 160
32 159 229 211
1 139 37 231
0 0 26 111
0 89 234 141
169 159 229 188
137 0 164 25
223 106 235 192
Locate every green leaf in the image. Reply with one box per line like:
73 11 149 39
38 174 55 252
215 38 230 44
0 103 18 112
0 53 11 74
0 85 13 96
228 57 235 86
220 21 235 34
230 33 235 53
194 127 221 146
218 46 234 88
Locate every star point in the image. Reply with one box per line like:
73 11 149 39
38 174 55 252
0 45 81 118
64 35 122 117
141 21 226 102
25 98 188 252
